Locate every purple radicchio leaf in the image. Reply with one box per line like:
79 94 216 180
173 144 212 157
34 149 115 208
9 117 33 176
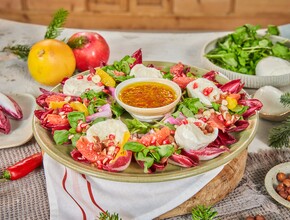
0 93 23 120
86 103 112 123
0 110 11 134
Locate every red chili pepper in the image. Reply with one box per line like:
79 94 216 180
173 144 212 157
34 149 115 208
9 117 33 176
2 152 43 180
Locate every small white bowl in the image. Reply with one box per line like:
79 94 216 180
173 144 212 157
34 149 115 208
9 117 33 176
115 78 182 122
265 162 290 209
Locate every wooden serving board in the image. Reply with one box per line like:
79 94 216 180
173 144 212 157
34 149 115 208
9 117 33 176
156 149 248 219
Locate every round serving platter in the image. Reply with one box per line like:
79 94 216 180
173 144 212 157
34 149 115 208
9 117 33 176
33 61 258 183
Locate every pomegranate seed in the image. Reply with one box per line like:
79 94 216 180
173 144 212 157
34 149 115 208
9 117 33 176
108 134 115 140
202 87 214 96
77 75 84 79
170 130 175 135
217 115 224 121
200 117 207 122
150 136 157 145
87 75 92 81
80 123 88 128
194 121 202 127
162 139 171 145
97 82 104 87
181 119 188 125
193 82 198 89
103 89 110 94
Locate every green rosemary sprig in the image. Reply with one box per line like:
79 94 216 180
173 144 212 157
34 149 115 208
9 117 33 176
2 44 31 60
191 205 219 220
269 117 290 148
281 92 290 107
97 211 122 220
44 8 69 39
67 36 88 49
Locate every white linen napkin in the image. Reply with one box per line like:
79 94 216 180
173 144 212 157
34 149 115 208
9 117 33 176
44 154 224 220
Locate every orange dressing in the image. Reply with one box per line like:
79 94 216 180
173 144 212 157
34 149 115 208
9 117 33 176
119 82 176 108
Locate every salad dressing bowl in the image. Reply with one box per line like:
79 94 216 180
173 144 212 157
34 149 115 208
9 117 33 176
33 61 259 183
115 77 182 122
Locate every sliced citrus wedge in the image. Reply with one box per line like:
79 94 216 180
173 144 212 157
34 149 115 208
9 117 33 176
70 101 89 116
95 68 116 87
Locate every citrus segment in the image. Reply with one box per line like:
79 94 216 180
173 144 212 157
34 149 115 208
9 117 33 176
95 68 116 87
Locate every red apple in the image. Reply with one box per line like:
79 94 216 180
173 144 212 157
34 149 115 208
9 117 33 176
67 32 110 72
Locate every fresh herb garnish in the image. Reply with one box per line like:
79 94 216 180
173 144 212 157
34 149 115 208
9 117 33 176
124 142 175 173
174 97 205 117
124 118 152 134
269 92 290 148
3 8 69 60
98 211 122 220
102 55 135 82
2 44 31 60
191 205 218 220
205 24 290 75
44 8 69 39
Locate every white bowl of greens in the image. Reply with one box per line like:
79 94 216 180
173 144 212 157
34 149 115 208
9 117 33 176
201 24 290 88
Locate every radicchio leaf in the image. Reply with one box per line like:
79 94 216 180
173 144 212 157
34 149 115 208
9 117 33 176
219 79 244 94
238 98 263 118
0 110 11 134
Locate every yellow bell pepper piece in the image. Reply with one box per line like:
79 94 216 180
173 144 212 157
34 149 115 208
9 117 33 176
95 68 116 88
226 96 238 111
69 101 89 116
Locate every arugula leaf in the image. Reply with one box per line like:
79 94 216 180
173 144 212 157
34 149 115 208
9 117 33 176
124 118 152 134
176 97 205 117
71 133 82 147
110 102 124 118
67 111 86 129
53 130 70 145
267 25 280 36
102 55 136 82
124 142 145 152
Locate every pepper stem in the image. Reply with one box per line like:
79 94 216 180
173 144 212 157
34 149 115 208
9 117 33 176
2 170 11 180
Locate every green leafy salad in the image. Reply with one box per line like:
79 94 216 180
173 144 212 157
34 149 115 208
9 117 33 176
205 24 290 75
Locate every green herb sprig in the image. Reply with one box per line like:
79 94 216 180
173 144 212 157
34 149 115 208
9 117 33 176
2 44 31 60
44 8 69 39
269 92 290 148
2 8 69 60
98 211 121 220
191 205 219 220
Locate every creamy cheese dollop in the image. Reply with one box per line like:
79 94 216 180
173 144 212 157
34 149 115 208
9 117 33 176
174 118 218 151
256 56 290 76
86 119 128 143
130 64 163 78
186 78 221 107
63 75 104 96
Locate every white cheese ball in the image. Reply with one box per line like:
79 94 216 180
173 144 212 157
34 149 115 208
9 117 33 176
63 75 104 96
186 78 221 107
174 118 218 151
86 119 128 143
130 64 163 78
256 56 290 76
